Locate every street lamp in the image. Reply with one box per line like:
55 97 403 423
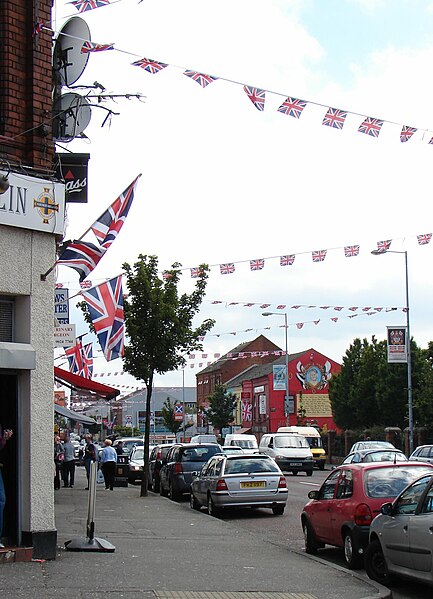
262 311 289 416
371 249 413 454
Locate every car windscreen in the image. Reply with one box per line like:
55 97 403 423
131 448 144 461
365 465 433 498
181 446 221 462
274 435 309 449
224 458 280 474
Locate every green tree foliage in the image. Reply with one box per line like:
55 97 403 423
122 255 215 495
205 385 237 432
330 336 432 430
161 397 182 435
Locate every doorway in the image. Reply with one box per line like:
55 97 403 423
0 374 18 546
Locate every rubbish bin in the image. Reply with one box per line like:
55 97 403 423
114 455 129 487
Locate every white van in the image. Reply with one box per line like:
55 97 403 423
277 426 327 470
259 432 314 476
224 433 259 453
189 434 219 445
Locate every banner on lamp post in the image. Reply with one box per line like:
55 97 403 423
273 365 286 391
387 326 408 363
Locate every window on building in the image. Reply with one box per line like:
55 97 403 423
0 297 14 342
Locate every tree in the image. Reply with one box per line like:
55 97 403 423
205 385 237 433
161 397 182 435
122 255 215 496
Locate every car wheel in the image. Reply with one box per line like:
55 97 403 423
272 505 285 516
159 480 168 497
306 470 313 477
190 492 200 511
153 476 160 493
365 539 395 585
303 519 319 554
343 530 362 570
168 481 180 502
292 471 299 476
207 494 222 518
319 462 325 471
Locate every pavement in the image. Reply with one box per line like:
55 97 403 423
0 467 391 599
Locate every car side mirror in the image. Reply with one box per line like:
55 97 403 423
308 490 319 500
380 502 393 516
268 442 273 448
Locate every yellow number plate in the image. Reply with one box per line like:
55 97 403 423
240 481 266 488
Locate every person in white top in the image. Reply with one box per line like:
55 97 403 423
100 439 117 490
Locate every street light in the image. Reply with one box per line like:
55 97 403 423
371 249 413 454
262 311 289 416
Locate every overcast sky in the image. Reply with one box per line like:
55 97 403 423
53 0 433 393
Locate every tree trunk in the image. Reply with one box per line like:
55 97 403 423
140 375 153 497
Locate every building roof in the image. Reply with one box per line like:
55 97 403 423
225 350 308 387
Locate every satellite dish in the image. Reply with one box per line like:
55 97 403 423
53 93 92 141
53 17 91 87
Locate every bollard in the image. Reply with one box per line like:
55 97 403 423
64 461 115 552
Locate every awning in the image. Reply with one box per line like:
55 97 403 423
54 404 97 426
54 366 120 400
237 428 252 434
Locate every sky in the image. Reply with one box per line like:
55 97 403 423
52 0 433 395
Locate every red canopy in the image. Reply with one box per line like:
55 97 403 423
54 366 120 400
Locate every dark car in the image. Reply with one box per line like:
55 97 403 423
159 443 223 501
341 449 408 465
148 444 175 492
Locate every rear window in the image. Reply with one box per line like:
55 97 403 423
233 439 256 449
181 446 221 462
224 457 280 474
132 448 144 461
365 465 433 498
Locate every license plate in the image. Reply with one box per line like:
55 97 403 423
289 463 299 467
240 481 266 488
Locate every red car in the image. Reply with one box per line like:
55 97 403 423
301 462 433 569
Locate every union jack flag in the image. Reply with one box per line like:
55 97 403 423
429 137 433 145
400 126 417 143
277 96 307 119
80 280 92 289
162 271 173 280
81 275 125 361
69 0 110 12
91 176 140 249
190 267 202 278
296 323 304 329
56 241 106 282
33 20 44 36
243 86 265 111
417 233 432 245
55 283 64 289
242 401 252 422
131 57 168 74
322 107 347 130
81 343 93 379
81 40 115 53
280 254 295 266
260 304 271 309
312 250 327 262
377 240 391 252
250 259 265 271
348 307 358 311
344 245 360 257
183 70 218 88
331 318 338 323
220 263 235 275
276 305 286 309
358 117 384 138
64 338 84 375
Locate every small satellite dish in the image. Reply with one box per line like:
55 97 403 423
53 93 92 141
53 17 91 87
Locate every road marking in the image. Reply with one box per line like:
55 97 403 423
299 482 320 487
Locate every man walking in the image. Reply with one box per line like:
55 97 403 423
62 433 76 488
100 439 117 491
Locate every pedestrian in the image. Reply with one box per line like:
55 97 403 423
83 434 96 490
115 441 124 456
0 424 13 548
61 433 76 488
54 433 64 490
100 439 117 491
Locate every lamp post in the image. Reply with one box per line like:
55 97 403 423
371 249 413 454
262 311 289 419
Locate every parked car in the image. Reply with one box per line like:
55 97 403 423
113 437 144 456
148 444 175 492
159 443 223 501
349 440 395 453
190 453 288 517
301 462 433 569
189 434 219 445
259 432 314 476
409 444 433 465
223 433 259 453
128 445 145 484
221 446 245 455
277 426 327 470
342 449 408 465
365 471 433 586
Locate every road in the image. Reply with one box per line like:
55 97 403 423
175 468 431 599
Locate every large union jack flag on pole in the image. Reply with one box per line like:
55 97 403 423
91 175 141 249
56 241 106 282
131 57 168 74
277 97 307 119
243 86 265 111
183 70 218 88
81 276 125 361
322 107 347 130
69 0 110 12
358 117 384 138
82 343 93 379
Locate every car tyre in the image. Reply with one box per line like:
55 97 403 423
207 494 222 518
292 471 299 476
153 476 160 493
272 505 285 516
190 492 200 511
365 539 396 586
159 480 168 497
306 470 313 477
168 481 180 502
343 530 362 570
303 519 319 554
319 462 325 471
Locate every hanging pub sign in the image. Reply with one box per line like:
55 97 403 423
387 326 407 363
55 153 90 203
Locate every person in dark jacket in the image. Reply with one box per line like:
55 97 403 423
54 433 64 490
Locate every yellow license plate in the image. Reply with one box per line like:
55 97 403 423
240 481 266 488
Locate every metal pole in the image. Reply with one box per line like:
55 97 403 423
405 251 414 455
284 313 289 424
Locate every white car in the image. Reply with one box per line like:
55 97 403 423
349 440 394 453
128 444 156 484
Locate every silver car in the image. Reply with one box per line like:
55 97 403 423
349 440 395 453
190 453 288 516
365 470 433 586
409 444 433 465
